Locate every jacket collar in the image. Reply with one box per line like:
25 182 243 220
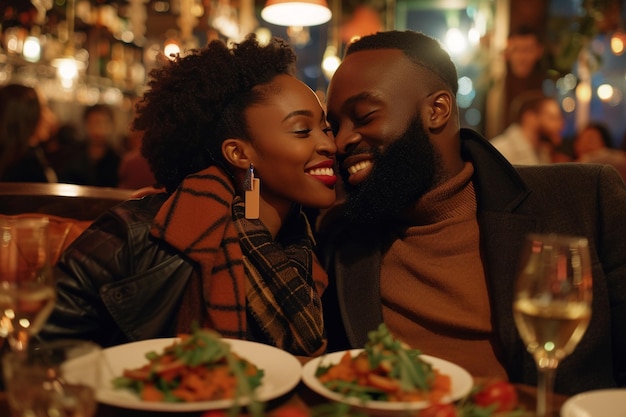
460 129 537 378
459 128 531 212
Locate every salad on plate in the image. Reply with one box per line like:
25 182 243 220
112 327 264 404
315 324 452 404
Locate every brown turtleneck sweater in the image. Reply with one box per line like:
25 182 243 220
381 162 508 379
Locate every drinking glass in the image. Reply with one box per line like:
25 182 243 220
513 233 593 417
0 216 56 351
2 339 103 417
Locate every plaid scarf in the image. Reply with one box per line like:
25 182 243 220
151 166 328 355
234 200 328 356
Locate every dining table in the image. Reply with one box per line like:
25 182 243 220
0 355 569 417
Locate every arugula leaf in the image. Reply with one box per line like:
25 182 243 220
317 323 437 402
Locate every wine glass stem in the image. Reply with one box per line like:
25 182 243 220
536 365 556 417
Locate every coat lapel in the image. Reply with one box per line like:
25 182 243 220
479 209 537 381
334 228 384 347
465 128 539 380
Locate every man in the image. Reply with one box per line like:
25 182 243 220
504 27 547 108
490 90 566 165
486 26 549 138
319 30 625 396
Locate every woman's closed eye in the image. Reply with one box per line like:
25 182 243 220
293 128 313 137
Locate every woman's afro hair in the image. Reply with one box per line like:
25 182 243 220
134 34 297 193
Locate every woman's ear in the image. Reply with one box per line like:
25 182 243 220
222 138 253 170
426 90 452 131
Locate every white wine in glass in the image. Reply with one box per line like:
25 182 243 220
2 339 103 417
513 233 592 417
0 216 56 352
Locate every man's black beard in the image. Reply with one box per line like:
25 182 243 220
340 117 441 225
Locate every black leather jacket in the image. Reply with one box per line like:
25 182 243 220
40 194 197 347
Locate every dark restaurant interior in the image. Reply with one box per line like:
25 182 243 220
2 2 626 417
1 0 625 148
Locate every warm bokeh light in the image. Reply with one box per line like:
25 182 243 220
597 84 614 101
163 41 180 59
102 87 123 105
562 96 576 113
444 28 467 56
153 1 169 12
261 1 332 27
576 82 592 103
468 28 480 46
120 30 134 43
22 36 41 62
321 45 341 80
255 27 272 46
51 57 85 88
5 32 20 53
610 32 625 55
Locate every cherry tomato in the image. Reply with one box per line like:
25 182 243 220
418 403 458 417
472 380 518 412
271 405 310 417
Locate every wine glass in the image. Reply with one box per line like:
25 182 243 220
0 216 56 352
2 339 103 417
513 233 593 417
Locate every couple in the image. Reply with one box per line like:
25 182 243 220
41 31 625 396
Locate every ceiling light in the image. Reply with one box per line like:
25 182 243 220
261 0 332 27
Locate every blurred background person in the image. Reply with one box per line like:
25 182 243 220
490 90 567 165
574 122 626 183
504 27 547 122
535 92 570 163
0 83 59 182
44 122 91 184
78 103 121 187
486 26 552 138
118 127 156 189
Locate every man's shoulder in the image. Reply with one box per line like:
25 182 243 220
516 162 606 176
515 163 616 192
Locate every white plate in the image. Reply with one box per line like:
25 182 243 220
561 389 626 417
96 338 302 412
302 349 473 413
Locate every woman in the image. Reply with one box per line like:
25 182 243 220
0 84 58 182
39 35 337 356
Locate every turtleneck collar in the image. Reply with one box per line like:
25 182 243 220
399 161 475 225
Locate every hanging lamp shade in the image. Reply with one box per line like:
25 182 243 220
261 0 332 27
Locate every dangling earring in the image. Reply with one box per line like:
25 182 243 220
244 163 260 219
